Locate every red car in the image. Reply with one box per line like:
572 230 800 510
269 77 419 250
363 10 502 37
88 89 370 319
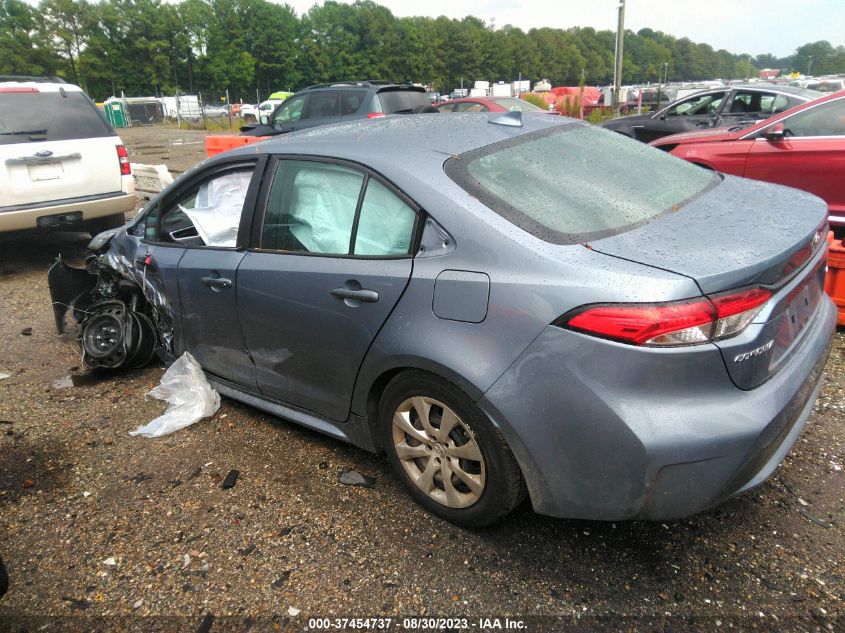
434 96 548 113
651 91 845 234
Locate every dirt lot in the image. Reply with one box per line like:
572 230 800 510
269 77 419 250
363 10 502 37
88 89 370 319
0 125 844 631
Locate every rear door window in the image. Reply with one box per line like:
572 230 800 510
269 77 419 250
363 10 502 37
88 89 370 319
304 91 340 120
0 90 113 145
446 124 718 244
261 161 363 255
666 92 725 116
354 179 416 256
340 91 367 116
260 159 418 256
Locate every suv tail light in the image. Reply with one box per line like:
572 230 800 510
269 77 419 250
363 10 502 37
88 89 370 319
556 286 772 347
116 144 131 175
367 112 386 119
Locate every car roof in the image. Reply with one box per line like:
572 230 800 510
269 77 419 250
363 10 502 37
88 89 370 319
728 83 823 98
653 90 845 145
302 82 425 93
224 112 569 173
0 78 83 93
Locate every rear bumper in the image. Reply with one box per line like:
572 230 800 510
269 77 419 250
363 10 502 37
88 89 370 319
479 296 837 521
0 191 136 232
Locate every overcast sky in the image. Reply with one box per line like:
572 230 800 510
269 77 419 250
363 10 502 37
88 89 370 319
279 0 844 58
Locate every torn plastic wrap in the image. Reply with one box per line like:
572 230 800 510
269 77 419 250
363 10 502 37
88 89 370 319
130 352 220 438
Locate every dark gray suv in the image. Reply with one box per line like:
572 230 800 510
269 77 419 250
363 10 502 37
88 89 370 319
241 81 433 137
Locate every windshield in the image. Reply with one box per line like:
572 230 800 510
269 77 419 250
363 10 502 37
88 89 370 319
446 124 718 244
0 90 113 145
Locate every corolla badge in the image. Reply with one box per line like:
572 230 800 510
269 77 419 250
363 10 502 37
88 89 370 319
734 340 774 363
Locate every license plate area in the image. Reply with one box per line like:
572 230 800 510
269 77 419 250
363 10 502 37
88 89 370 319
28 162 63 181
778 263 823 344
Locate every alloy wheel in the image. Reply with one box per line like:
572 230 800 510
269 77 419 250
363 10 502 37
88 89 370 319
391 396 486 508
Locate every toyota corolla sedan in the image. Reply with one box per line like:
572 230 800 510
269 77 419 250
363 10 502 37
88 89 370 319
49 113 836 527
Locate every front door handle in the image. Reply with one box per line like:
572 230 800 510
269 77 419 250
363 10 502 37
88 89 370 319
330 288 379 303
201 276 232 290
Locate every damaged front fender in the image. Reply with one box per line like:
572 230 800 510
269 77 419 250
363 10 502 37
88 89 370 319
48 229 174 370
47 257 98 335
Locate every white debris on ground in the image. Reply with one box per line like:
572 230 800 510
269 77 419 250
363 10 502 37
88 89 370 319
129 352 220 438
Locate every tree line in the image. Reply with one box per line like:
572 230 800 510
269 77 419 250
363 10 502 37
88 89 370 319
2 0 844 102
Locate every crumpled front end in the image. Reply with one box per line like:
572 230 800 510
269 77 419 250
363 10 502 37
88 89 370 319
47 229 176 370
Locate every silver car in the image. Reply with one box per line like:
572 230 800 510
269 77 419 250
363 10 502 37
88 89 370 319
50 112 837 527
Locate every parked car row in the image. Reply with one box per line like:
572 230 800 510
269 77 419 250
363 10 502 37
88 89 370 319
600 84 821 142
650 90 845 235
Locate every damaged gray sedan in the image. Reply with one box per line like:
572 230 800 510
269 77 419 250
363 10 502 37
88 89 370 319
50 113 836 527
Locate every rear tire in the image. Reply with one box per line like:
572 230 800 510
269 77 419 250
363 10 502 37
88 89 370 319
379 371 525 527
85 213 125 237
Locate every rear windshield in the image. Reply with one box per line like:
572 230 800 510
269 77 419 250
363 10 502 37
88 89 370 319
375 89 430 114
0 90 113 145
445 124 718 244
491 98 544 112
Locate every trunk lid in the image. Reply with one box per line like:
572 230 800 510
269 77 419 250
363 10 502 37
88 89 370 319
591 175 829 389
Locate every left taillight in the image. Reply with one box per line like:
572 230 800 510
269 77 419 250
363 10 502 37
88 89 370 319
116 144 131 176
555 286 772 347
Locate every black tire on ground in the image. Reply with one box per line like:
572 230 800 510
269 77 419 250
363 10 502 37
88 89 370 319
85 213 125 237
379 371 526 528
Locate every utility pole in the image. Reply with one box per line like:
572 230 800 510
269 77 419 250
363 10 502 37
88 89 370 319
656 60 668 108
807 55 814 76
612 0 626 116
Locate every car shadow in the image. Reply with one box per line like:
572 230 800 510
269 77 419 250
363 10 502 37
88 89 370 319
0 230 91 274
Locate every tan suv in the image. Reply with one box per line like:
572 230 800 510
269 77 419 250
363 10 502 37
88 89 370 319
0 77 136 234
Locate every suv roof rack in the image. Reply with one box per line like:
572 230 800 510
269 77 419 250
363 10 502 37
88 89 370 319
0 75 67 84
304 80 396 90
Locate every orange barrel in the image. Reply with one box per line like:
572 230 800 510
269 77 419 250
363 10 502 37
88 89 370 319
205 135 270 157
825 231 845 326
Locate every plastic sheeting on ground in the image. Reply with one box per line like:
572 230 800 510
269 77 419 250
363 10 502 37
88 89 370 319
129 352 220 438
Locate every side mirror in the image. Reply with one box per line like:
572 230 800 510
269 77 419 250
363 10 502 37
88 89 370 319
260 114 269 125
763 122 785 141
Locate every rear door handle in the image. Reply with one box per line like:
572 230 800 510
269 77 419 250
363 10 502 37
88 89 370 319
201 276 232 290
330 288 379 303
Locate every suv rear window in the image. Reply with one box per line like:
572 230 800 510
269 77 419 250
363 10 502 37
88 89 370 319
375 89 430 114
445 124 718 244
0 90 113 145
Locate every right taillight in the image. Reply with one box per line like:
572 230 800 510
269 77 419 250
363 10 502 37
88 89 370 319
116 144 131 175
556 286 772 347
367 112 386 119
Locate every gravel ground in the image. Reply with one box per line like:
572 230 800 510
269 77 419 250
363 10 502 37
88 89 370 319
0 125 843 631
